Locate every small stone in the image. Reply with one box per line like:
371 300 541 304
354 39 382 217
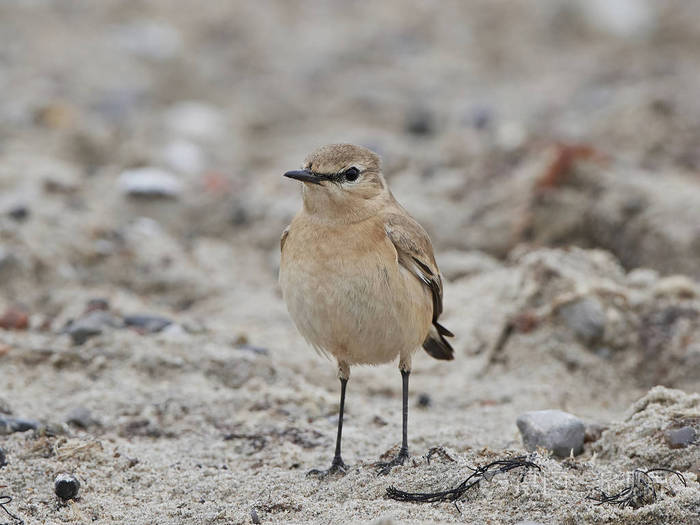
516 410 585 458
160 139 205 174
0 307 29 330
584 422 607 443
8 205 29 221
67 310 118 345
123 314 172 334
417 393 431 408
54 473 80 500
665 426 697 449
514 522 545 525
165 101 225 141
111 21 182 61
557 297 606 345
0 415 39 435
118 168 183 198
85 298 110 313
250 508 261 524
405 108 434 136
0 446 6 467
66 407 99 429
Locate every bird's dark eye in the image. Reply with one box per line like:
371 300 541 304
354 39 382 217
344 167 360 182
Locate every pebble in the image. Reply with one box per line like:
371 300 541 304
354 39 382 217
54 473 80 500
516 410 585 457
160 139 205 174
111 21 182 61
0 446 6 467
85 298 110 313
118 168 183 198
165 101 225 141
0 415 39 435
0 307 29 330
665 426 697 449
584 422 607 443
405 108 435 136
417 393 432 408
557 297 606 345
66 407 100 429
67 310 118 345
8 204 29 221
123 314 172 334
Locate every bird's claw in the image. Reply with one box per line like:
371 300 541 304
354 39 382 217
306 458 347 478
375 449 409 475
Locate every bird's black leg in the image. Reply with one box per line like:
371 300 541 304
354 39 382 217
307 378 348 478
376 370 410 475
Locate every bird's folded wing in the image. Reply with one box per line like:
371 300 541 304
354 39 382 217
280 226 290 252
384 213 445 324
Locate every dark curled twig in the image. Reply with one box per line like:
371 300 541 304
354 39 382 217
0 495 24 524
587 468 687 509
386 455 541 506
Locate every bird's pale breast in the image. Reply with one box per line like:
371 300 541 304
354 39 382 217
280 216 432 365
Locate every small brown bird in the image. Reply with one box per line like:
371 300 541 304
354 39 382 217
279 144 454 476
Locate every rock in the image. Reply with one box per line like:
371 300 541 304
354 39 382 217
417 393 431 408
165 101 225 141
111 21 182 60
54 473 80 500
584 422 607 443
66 407 100 429
85 298 110 313
515 522 545 525
160 139 205 174
0 446 6 467
665 426 697 449
577 0 655 39
516 410 585 457
118 168 183 198
67 310 119 345
123 314 172 334
496 121 526 151
0 415 39 435
8 204 29 221
0 307 29 330
557 297 606 344
405 107 434 136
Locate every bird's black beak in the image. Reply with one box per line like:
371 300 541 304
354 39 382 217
283 169 322 185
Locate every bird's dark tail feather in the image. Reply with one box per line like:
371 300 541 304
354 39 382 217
422 321 454 360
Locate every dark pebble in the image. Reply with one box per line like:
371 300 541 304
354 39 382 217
54 473 80 500
665 426 697 449
251 508 261 524
405 108 434 136
0 415 39 435
67 310 117 345
417 393 431 408
0 446 6 467
123 314 172 333
66 406 99 429
85 298 110 312
8 205 29 221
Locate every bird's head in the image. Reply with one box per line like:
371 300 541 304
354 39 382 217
284 144 389 221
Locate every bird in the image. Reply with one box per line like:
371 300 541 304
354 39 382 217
279 143 454 476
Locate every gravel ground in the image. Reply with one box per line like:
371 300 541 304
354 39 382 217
1 1 699 524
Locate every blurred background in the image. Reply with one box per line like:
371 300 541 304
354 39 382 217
1 1 699 523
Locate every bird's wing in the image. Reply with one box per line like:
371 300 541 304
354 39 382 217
384 213 444 322
280 226 290 252
384 211 454 360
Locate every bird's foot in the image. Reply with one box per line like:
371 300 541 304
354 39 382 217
375 447 409 475
306 457 347 479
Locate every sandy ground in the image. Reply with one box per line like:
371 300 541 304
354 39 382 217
1 1 699 524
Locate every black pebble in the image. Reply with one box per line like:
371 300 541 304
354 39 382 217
417 393 431 408
54 473 80 500
0 446 6 467
405 108 434 136
8 205 29 221
123 314 172 333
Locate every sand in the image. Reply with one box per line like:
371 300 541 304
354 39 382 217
1 1 699 524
